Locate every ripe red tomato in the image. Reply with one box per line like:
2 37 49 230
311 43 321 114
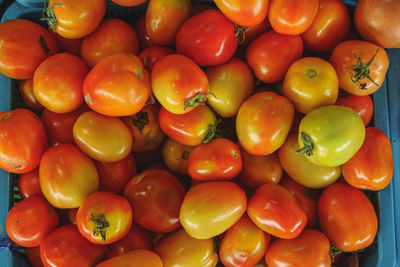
17 168 44 199
139 46 175 72
336 93 373 126
97 249 163 267
134 15 156 50
6 197 59 247
215 0 269 27
246 31 303 83
176 9 238 66
0 109 47 174
162 138 194 175
26 246 44 267
19 79 44 112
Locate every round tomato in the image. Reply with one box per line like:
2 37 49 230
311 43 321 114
283 57 339 114
83 54 151 117
336 93 373 126
39 143 99 208
241 17 271 45
0 19 58 79
111 0 147 6
139 46 175 71
162 138 194 175
176 9 238 66
302 0 350 51
318 182 378 252
330 40 389 95
134 15 156 50
215 0 269 27
33 53 88 113
0 109 47 174
246 31 303 83
97 249 162 267
19 79 44 112
17 168 44 199
26 246 44 267
6 197 59 247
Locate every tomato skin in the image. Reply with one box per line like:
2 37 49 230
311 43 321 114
241 17 271 45
26 246 44 267
139 46 175 72
17 168 44 199
111 0 147 6
302 0 350 51
330 40 389 96
318 182 378 252
180 181 247 239
39 144 99 208
19 79 44 112
246 31 303 83
68 208 79 225
176 9 238 66
236 92 294 156
6 197 59 247
247 183 307 239
97 249 163 267
0 19 58 79
83 53 151 117
51 32 82 56
265 229 331 267
162 138 194 175
336 94 373 126
215 0 269 27
134 15 156 50
343 127 393 190
220 214 271 267
0 109 47 174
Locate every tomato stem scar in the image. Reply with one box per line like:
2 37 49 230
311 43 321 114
296 132 314 156
90 208 109 242
184 92 215 111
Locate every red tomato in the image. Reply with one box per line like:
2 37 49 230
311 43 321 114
80 19 139 68
111 0 147 6
68 208 79 225
302 0 351 51
318 182 378 252
247 183 307 239
6 197 59 247
97 249 162 267
176 9 238 66
241 17 271 45
0 109 47 173
19 79 44 112
17 168 44 199
26 246 44 267
123 169 186 232
246 31 303 83
133 146 163 167
40 225 107 267
0 19 58 79
336 93 373 126
139 46 175 72
162 138 194 175
50 32 82 56
134 15 156 50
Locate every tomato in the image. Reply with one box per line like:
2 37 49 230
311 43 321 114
236 92 294 155
247 183 307 239
83 54 150 116
180 181 246 239
0 109 47 174
336 94 373 126
162 138 194 175
330 40 389 95
6 197 58 247
241 17 271 45
278 133 341 188
297 105 366 167
154 228 218 267
123 169 186 232
343 127 393 190
134 15 156 50
68 208 79 225
265 229 331 267
302 0 350 51
152 54 209 114
139 46 175 72
246 31 303 83
17 168 44 199
220 214 271 267
111 0 147 6
73 111 132 162
40 225 106 267
51 32 82 56
159 105 218 146
33 53 88 113
0 19 58 79
122 105 165 152
44 0 106 39
283 57 339 114
39 144 99 208
176 9 238 66
26 246 44 267
268 0 319 35
318 182 378 252
80 19 139 68
206 58 254 118
97 249 162 267
133 146 163 166
19 79 44 112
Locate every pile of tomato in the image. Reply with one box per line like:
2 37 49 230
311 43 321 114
0 0 398 266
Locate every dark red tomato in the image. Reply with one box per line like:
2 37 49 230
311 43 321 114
241 17 271 46
51 31 82 56
246 31 303 83
247 183 307 239
40 225 107 267
139 46 175 72
123 169 186 232
68 208 79 225
26 246 44 267
133 146 163 167
19 79 44 112
318 182 378 252
0 109 47 174
188 138 242 181
176 9 238 66
134 15 156 50
6 197 59 247
336 94 373 126
17 168 44 199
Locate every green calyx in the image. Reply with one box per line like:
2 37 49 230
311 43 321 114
41 3 62 32
296 132 314 156
183 92 215 111
234 24 246 45
330 245 344 264
90 209 109 242
203 119 221 144
351 49 380 89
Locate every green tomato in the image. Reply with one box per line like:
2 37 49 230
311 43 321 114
297 105 365 167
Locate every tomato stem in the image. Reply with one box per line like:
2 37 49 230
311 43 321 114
40 3 62 32
90 209 110 242
351 49 380 88
296 132 314 156
184 92 215 111
203 119 221 144
330 245 344 264
233 24 246 45
131 111 149 134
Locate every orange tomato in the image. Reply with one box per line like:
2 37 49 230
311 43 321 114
215 0 269 27
19 79 44 112
97 249 162 267
111 0 147 7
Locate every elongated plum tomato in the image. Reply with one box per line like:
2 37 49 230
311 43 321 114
83 53 151 117
343 127 393 190
0 109 47 174
318 182 378 252
0 19 58 79
139 46 175 72
162 138 194 175
180 181 247 239
297 105 366 167
111 0 147 6
97 249 163 267
336 94 373 126
19 79 44 112
152 54 209 114
247 183 307 239
18 168 44 199
236 92 294 156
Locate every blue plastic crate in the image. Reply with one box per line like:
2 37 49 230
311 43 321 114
0 1 399 266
